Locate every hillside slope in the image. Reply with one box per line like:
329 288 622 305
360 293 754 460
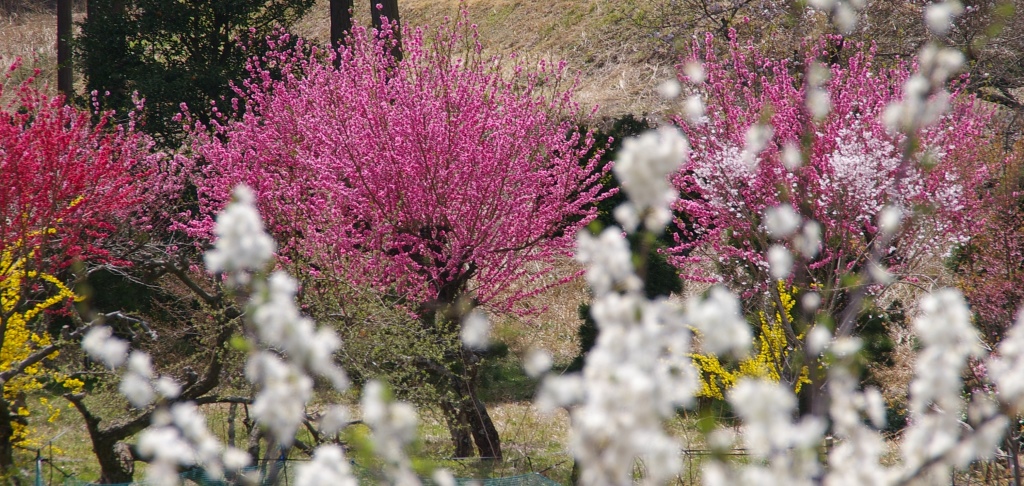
292 0 678 119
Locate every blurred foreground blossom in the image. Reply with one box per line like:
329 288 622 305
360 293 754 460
203 185 275 285
82 326 128 369
612 127 688 233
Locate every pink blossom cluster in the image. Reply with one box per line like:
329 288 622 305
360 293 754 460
670 33 991 296
184 15 610 312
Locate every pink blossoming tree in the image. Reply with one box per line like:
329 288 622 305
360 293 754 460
670 33 992 390
185 16 610 458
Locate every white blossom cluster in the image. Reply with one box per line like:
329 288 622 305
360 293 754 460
824 362 891 486
741 124 774 169
699 287 1024 486
764 205 803 279
245 352 315 446
82 185 436 486
924 0 964 35
460 308 491 350
208 187 361 482
81 328 246 483
898 290 1005 481
684 286 751 357
703 379 826 486
249 272 349 391
205 187 426 484
72 2 1024 482
680 62 707 124
556 23 1024 479
988 311 1024 411
883 42 965 133
244 270 350 446
81 326 128 369
612 126 689 233
805 0 865 34
825 130 906 224
689 3 1023 481
82 329 181 409
544 140 766 482
203 185 276 285
537 221 701 484
293 445 358 486
138 403 251 486
360 380 421 486
575 228 642 295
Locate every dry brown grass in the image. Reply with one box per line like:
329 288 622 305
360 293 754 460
489 258 590 364
2 1 677 116
293 0 676 120
0 12 58 95
0 6 85 104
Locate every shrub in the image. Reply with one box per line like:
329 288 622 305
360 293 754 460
0 62 150 468
185 15 611 459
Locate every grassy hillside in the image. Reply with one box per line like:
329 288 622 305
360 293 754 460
0 1 678 118
292 0 677 118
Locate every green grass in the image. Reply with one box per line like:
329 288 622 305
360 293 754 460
13 384 731 485
17 392 113 483
478 356 540 403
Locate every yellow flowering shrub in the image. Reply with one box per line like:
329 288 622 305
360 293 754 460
0 243 83 448
691 281 811 400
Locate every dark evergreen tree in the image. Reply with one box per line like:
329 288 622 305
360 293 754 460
77 0 315 145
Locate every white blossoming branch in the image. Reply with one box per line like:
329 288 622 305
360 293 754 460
83 185 433 486
537 4 1024 485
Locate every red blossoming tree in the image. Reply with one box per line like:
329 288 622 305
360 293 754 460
953 135 1024 345
186 16 610 458
0 63 152 469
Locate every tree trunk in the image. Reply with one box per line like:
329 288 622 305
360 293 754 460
0 399 14 472
370 0 402 61
66 394 143 484
441 352 502 459
462 393 501 460
94 439 135 484
416 256 499 459
441 401 474 458
57 0 73 99
329 0 354 48
440 389 500 459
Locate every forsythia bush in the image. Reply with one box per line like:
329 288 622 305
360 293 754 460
692 282 810 399
0 242 84 447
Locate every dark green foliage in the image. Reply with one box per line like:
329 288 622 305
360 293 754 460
859 300 902 368
477 351 538 403
76 0 315 145
859 300 905 432
884 403 909 434
569 244 681 372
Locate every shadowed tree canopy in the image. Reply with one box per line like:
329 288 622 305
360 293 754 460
77 0 315 145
